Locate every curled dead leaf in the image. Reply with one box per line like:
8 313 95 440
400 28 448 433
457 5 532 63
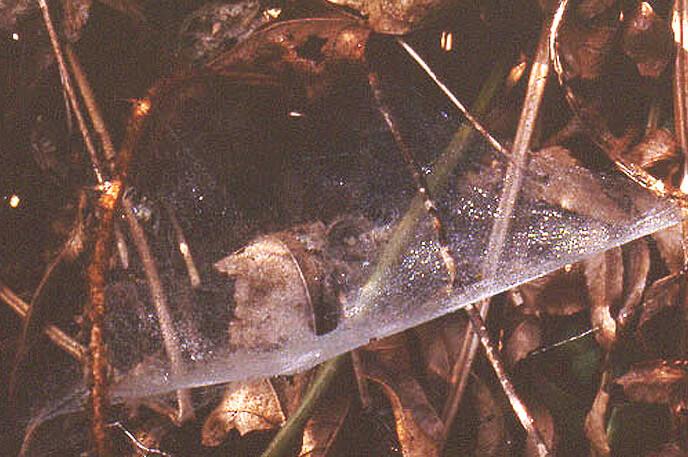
201 379 285 446
585 377 612 457
326 0 461 34
623 129 679 176
300 393 351 457
614 360 688 405
617 238 650 329
637 273 685 357
558 19 618 80
508 262 587 316
503 316 543 369
214 223 337 350
582 247 623 351
208 17 371 101
622 2 672 79
362 334 444 456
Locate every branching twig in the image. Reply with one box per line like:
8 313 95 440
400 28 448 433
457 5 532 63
0 282 86 362
163 202 201 288
354 56 508 317
36 0 106 185
441 3 566 455
674 0 688 193
396 38 511 159
122 197 194 424
368 70 457 287
65 45 118 165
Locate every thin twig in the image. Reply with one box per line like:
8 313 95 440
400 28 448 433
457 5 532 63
36 0 106 185
368 70 457 287
353 56 508 317
441 4 564 454
351 350 372 410
260 354 347 457
397 38 511 159
163 202 201 288
0 282 86 362
108 421 173 457
87 181 122 457
464 303 550 457
674 0 688 193
65 45 117 164
122 197 195 424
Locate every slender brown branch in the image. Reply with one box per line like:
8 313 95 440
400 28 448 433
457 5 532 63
397 38 511 159
368 70 457 287
163 202 201 288
87 180 122 457
65 45 118 165
674 0 688 192
351 350 372 410
108 421 172 457
441 4 564 455
122 197 194 424
464 303 550 457
36 0 106 185
0 282 86 362
114 221 130 269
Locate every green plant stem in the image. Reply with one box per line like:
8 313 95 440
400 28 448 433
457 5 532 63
260 354 347 457
354 56 509 315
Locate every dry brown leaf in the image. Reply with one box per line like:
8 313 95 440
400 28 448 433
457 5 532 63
614 361 688 405
530 146 627 224
508 263 588 316
299 393 351 457
61 0 91 42
617 238 651 329
585 378 611 457
208 17 371 101
503 316 543 369
201 379 285 446
558 19 618 80
623 129 679 173
576 0 616 20
471 376 511 457
652 225 685 274
326 0 460 34
637 273 685 356
524 398 557 457
622 2 672 79
645 442 688 457
214 228 325 350
362 333 444 456
414 314 469 385
583 247 623 351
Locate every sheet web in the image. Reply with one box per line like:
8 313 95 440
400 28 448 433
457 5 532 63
17 63 681 455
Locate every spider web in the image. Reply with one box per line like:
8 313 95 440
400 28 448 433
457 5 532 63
16 59 681 455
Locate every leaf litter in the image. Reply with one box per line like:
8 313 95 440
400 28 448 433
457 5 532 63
2 0 688 456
